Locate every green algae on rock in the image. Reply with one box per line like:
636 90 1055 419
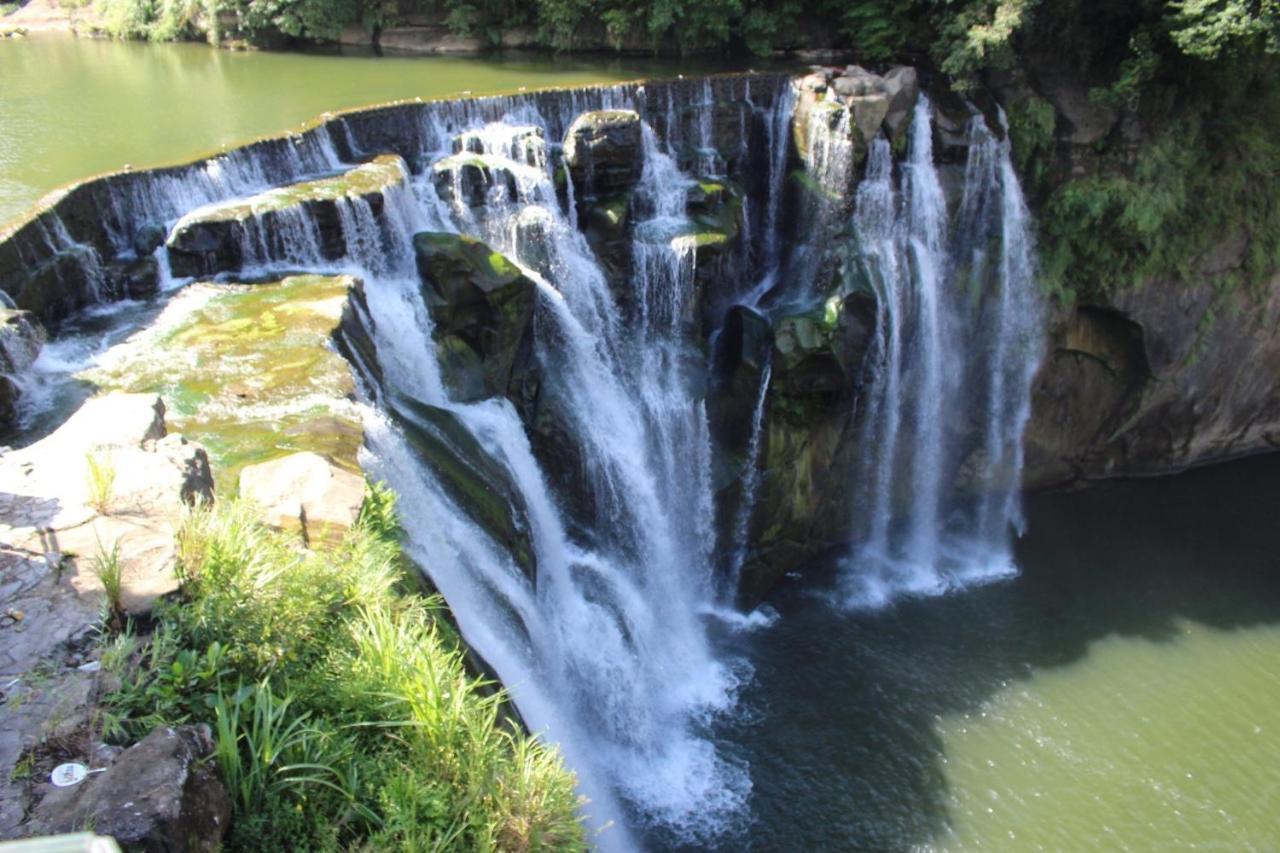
79 275 363 490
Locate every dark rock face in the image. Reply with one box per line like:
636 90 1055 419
8 248 100 324
711 293 878 605
0 308 47 427
28 725 231 852
1025 270 1280 484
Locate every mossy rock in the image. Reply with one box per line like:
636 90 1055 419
413 232 538 403
391 393 538 581
79 274 362 490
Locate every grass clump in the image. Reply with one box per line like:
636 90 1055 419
92 537 126 630
103 482 585 851
85 451 117 515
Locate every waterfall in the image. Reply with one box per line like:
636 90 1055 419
727 357 772 599
844 97 1045 607
2 71 1049 847
344 95 761 847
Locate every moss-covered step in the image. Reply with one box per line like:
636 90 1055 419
79 274 363 491
166 156 407 279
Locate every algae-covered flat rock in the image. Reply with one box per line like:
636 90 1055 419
80 275 363 488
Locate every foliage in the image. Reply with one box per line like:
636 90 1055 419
102 483 585 851
95 0 210 41
1004 93 1054 189
932 0 1039 90
1037 56 1280 302
1168 0 1280 60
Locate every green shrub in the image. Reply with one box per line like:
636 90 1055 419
102 482 585 851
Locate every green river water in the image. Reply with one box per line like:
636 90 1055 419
0 35 720 226
4 34 1279 852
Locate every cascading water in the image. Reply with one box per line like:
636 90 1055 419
341 91 767 848
2 70 1051 849
844 96 1044 607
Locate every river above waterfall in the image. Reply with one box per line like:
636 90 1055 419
697 451 1280 851
0 36 744 225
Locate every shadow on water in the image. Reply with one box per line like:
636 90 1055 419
686 452 1280 852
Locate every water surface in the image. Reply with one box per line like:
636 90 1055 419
0 36 736 224
707 454 1280 851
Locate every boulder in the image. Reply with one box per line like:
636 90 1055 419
0 309 46 375
28 725 231 852
107 255 161 300
431 153 520 208
413 231 538 402
847 93 892 146
832 66 887 98
239 451 365 548
133 223 168 257
563 110 643 197
882 66 920 141
8 247 99 324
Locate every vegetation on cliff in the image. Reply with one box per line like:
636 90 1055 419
101 485 585 851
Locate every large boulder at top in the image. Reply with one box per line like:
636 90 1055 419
882 66 920 141
563 110 643 197
166 155 406 278
239 451 365 547
413 231 538 402
27 725 231 851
